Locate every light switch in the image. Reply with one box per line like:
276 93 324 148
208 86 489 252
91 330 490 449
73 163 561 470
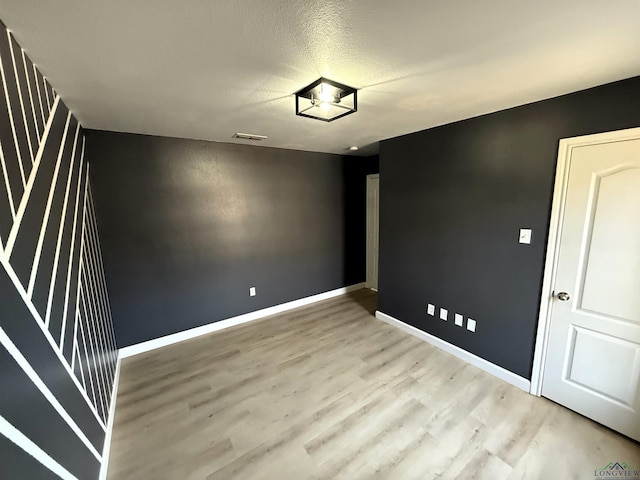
455 313 463 327
249 287 256 297
440 308 448 321
427 304 435 316
519 228 532 244
467 318 476 332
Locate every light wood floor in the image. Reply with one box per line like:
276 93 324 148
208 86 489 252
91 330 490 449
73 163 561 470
107 289 639 479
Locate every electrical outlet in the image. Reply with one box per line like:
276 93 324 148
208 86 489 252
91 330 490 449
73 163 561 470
427 304 435 316
440 308 448 321
249 287 256 297
467 318 476 332
455 313 463 326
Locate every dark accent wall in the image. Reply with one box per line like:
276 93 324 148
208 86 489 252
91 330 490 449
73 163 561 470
0 20 117 479
87 131 378 348
378 76 640 379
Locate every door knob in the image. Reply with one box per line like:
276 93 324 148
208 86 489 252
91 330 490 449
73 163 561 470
557 292 571 301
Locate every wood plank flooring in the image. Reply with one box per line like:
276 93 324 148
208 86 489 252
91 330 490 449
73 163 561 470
107 289 640 479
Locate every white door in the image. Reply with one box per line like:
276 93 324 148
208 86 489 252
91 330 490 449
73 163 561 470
541 128 640 441
366 175 379 290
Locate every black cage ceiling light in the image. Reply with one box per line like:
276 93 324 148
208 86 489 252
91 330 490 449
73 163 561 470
295 78 357 122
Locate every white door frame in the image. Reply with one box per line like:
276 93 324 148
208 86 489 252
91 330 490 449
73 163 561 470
529 126 640 396
366 174 379 290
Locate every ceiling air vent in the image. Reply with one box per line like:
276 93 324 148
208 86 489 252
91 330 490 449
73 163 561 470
232 133 268 141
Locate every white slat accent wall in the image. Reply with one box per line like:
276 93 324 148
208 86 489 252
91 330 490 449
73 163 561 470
0 20 118 480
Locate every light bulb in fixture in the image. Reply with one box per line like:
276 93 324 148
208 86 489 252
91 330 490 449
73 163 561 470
318 83 335 103
320 102 331 111
318 92 335 103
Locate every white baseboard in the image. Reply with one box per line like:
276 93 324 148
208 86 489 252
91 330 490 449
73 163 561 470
375 310 531 392
99 354 121 480
120 283 366 358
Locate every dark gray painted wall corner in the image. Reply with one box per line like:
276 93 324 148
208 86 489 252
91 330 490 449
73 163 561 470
378 76 640 379
87 132 378 347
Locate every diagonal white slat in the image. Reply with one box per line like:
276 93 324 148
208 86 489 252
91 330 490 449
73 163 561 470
42 76 51 111
0 415 78 480
0 138 16 219
66 175 90 404
77 298 99 413
20 49 41 140
32 64 47 128
4 96 60 258
44 123 80 327
59 148 86 351
27 111 72 298
0 326 102 461
7 31 34 165
0 46 26 187
73 340 87 392
80 268 107 418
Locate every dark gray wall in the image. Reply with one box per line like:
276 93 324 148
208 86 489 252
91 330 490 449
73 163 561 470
344 154 380 285
0 20 117 479
87 131 378 347
378 76 640 379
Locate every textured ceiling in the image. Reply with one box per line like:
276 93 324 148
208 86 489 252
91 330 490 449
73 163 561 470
0 1 639 155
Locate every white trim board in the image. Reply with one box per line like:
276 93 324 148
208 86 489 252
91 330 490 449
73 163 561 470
529 126 640 396
375 310 531 392
99 354 121 480
120 283 366 358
